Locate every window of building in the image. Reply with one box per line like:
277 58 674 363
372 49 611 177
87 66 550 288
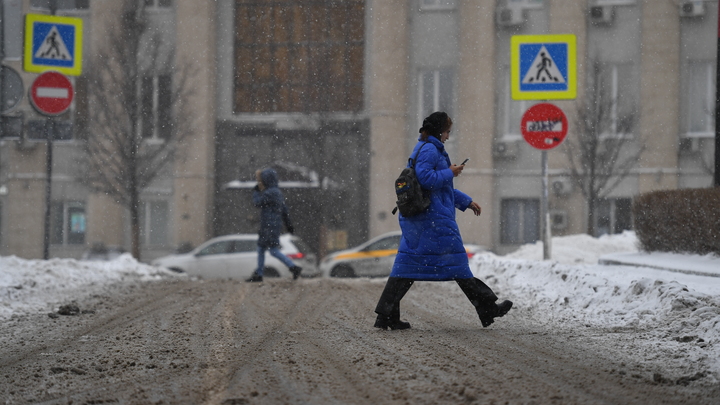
30 0 89 10
27 120 74 140
144 0 172 8
140 74 172 140
419 0 456 10
2 0 23 60
501 70 530 138
234 0 365 113
596 62 636 136
500 198 540 244
684 60 715 137
418 69 454 125
139 200 168 246
51 201 86 245
595 197 632 236
0 115 22 138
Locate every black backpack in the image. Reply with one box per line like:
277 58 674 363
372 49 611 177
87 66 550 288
392 142 431 217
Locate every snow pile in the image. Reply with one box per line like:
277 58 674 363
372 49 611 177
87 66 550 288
504 230 639 264
0 254 179 320
472 232 720 377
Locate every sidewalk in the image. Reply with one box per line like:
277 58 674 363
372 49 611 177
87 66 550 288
599 251 720 278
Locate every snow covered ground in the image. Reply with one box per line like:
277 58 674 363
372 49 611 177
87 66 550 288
471 231 720 380
1 231 719 379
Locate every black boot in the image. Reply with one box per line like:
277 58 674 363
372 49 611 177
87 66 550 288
374 277 414 330
457 278 512 327
246 272 263 283
290 266 302 280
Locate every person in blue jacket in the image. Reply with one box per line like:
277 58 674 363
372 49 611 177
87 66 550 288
246 168 303 282
374 112 512 329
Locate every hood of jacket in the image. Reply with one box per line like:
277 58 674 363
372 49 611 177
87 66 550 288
260 168 279 189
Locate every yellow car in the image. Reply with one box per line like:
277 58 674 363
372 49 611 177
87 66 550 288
320 231 483 278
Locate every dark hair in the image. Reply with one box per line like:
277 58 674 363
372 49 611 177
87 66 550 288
419 111 453 140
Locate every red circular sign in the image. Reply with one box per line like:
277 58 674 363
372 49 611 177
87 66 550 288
520 103 568 150
30 71 74 116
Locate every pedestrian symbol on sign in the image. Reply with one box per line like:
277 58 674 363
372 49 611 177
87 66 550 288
522 46 566 84
34 26 72 61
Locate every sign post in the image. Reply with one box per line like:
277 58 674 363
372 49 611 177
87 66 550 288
512 34 576 260
30 71 74 260
521 103 569 260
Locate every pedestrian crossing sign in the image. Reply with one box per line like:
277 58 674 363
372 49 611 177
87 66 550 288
511 34 576 100
24 14 83 76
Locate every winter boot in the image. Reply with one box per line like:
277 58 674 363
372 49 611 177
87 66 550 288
374 277 414 330
245 273 263 283
456 277 509 328
290 266 303 280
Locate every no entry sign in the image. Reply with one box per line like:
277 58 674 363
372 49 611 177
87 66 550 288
30 71 74 116
521 103 568 150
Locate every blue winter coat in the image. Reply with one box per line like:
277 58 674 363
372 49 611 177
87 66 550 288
253 169 289 249
390 136 474 281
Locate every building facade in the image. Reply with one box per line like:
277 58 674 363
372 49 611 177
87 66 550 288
0 0 716 261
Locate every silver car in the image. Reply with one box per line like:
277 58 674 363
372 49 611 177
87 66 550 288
152 234 318 279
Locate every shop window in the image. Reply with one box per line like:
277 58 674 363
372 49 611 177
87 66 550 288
51 201 86 245
501 198 540 244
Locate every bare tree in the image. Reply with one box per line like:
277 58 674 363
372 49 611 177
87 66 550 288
80 0 195 259
563 61 645 235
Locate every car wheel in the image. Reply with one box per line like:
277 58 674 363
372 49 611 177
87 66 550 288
330 264 355 278
264 267 280 278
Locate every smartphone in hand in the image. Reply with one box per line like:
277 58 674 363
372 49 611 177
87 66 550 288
461 158 470 166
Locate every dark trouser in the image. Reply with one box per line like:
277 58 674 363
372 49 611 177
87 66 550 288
374 277 415 321
455 277 499 318
374 277 498 319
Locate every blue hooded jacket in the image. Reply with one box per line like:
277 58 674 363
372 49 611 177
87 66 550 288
390 136 474 280
253 169 289 248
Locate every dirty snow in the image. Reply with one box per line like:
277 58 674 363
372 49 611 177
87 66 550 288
1 231 720 378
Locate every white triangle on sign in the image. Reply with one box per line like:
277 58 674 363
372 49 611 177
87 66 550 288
34 26 72 61
522 45 565 84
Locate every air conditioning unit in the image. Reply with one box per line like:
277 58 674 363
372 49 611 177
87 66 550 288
589 5 614 25
550 210 569 231
493 140 519 159
679 1 705 17
551 177 574 196
496 6 525 27
679 137 700 155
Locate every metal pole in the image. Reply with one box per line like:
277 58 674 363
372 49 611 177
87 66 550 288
541 150 551 260
43 0 58 259
715 3 720 187
43 120 53 259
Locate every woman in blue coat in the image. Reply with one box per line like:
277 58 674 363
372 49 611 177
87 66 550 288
246 168 302 282
374 112 512 329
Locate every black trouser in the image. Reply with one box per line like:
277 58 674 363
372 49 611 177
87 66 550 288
375 277 498 319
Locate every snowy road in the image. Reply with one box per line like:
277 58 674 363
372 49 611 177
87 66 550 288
1 277 718 404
